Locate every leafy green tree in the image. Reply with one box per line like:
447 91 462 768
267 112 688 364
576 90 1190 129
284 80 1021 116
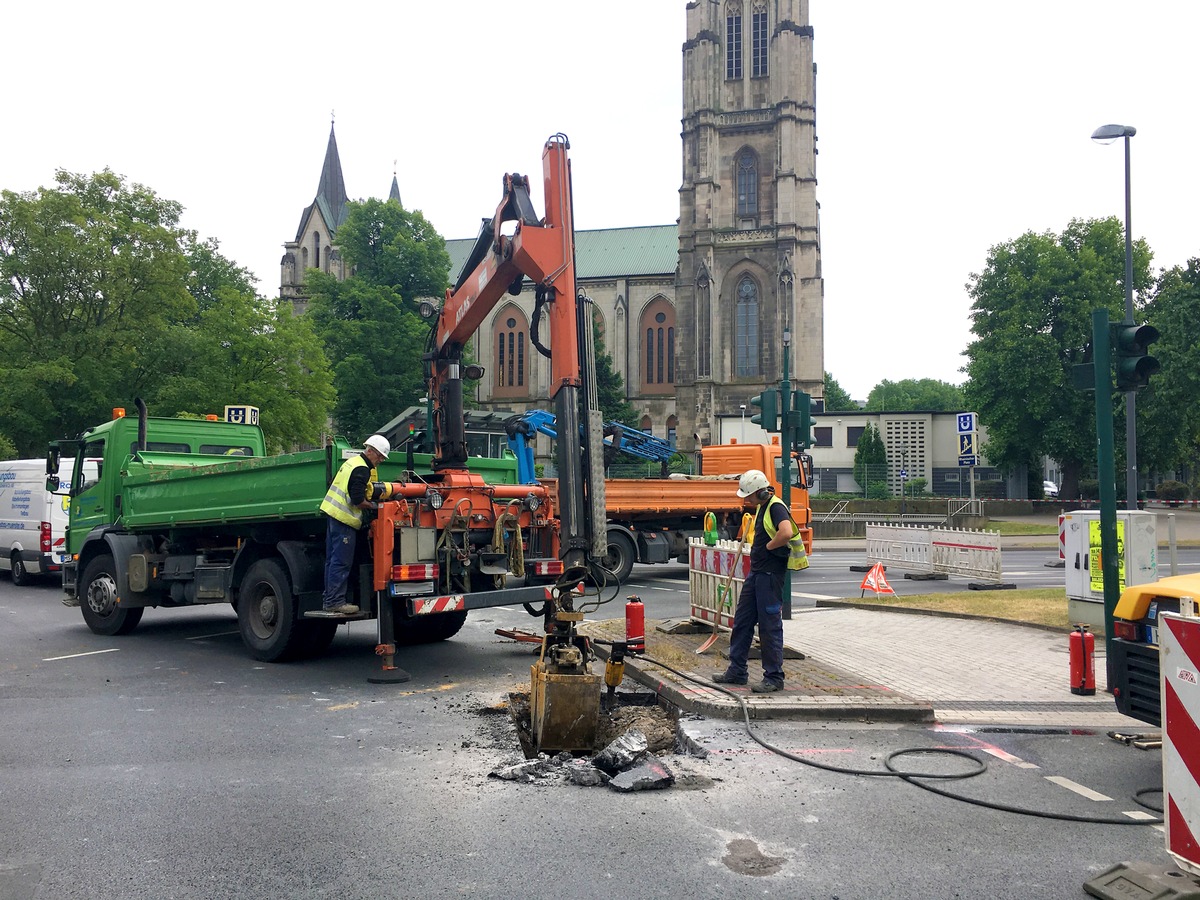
0 170 335 455
864 378 965 412
823 372 857 411
852 423 887 493
1140 259 1200 478
595 334 638 425
307 275 428 441
306 198 451 438
962 217 1151 498
331 198 450 308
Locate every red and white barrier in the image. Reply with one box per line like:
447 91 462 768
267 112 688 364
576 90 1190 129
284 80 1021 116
1161 609 1200 876
688 538 750 630
1058 514 1066 561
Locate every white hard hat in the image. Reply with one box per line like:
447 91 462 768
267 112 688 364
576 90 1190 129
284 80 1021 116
736 469 770 497
364 434 391 459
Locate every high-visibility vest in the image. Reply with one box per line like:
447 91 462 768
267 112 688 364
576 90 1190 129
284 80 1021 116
321 456 370 528
761 496 809 570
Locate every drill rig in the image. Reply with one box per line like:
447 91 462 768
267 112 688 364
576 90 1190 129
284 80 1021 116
421 134 611 752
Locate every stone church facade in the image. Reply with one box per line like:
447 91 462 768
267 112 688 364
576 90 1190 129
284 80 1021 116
282 1 822 452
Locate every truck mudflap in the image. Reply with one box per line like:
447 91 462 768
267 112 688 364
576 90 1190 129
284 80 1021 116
1110 637 1162 727
405 584 552 617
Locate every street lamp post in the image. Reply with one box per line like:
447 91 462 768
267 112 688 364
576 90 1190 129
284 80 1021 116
1091 123 1138 510
739 404 746 442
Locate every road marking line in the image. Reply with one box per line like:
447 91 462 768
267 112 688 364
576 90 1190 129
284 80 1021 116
42 648 119 661
1045 775 1113 801
1122 811 1158 821
186 630 240 641
980 747 1041 769
794 592 839 601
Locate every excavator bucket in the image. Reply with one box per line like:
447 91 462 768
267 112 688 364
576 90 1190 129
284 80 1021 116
530 636 602 754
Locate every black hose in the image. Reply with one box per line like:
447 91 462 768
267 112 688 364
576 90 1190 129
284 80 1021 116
637 652 1162 826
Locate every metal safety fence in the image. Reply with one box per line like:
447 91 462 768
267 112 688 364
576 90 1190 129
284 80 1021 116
865 523 1003 584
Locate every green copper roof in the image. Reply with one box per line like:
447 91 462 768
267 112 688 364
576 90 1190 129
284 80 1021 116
446 224 678 284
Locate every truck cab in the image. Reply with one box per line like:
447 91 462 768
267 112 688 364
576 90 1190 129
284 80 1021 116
49 411 266 593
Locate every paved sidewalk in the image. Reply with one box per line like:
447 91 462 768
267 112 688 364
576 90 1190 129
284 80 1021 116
586 608 1147 730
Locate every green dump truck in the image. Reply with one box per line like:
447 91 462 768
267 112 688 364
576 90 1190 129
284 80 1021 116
51 404 558 666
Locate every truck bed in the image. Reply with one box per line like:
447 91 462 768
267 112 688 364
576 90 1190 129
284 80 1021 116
544 476 810 525
120 449 334 529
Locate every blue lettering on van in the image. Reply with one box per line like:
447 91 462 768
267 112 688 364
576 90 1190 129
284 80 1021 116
0 522 29 530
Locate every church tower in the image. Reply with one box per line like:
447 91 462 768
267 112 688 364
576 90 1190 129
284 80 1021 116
282 121 351 314
676 0 823 451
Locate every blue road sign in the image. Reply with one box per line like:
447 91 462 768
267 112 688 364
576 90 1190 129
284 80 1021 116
957 412 977 434
958 455 978 467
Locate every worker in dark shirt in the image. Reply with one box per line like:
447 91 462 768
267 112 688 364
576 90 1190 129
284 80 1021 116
317 434 396 615
711 469 793 693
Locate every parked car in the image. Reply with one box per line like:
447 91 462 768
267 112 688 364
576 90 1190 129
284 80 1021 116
1043 480 1059 498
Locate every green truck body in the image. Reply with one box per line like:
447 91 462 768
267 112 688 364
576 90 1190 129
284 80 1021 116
54 411 548 666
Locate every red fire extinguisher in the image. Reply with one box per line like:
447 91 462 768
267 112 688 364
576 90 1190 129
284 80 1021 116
625 595 645 655
1069 624 1096 695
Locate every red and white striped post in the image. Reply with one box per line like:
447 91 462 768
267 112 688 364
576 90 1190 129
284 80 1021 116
1161 605 1200 875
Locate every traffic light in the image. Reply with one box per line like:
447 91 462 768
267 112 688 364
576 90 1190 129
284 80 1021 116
749 389 779 433
792 391 815 450
1111 322 1160 391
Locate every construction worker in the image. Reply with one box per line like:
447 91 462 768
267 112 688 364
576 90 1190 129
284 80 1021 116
317 434 396 616
711 469 793 693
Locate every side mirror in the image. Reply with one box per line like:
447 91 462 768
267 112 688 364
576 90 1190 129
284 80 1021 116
46 474 60 492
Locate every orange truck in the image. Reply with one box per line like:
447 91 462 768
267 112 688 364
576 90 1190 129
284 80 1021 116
545 440 812 582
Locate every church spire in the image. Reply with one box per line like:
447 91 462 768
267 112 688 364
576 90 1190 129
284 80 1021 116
388 159 402 206
315 119 348 228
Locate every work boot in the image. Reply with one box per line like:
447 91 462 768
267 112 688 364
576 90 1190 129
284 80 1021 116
751 680 783 694
711 671 748 685
322 603 359 616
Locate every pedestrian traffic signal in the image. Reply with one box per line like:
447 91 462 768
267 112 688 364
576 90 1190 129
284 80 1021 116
792 391 815 450
1111 322 1160 391
749 390 779 433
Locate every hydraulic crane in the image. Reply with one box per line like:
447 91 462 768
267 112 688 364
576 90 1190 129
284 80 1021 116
420 135 610 751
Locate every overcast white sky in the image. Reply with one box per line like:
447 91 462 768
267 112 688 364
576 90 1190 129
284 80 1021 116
8 2 1198 401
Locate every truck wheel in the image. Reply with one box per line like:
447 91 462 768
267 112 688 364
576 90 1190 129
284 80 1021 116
80 553 144 636
11 552 32 587
396 610 468 645
295 620 338 659
601 531 636 583
238 558 303 662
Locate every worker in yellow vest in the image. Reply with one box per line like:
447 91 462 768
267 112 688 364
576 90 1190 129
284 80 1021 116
317 434 397 616
711 469 793 693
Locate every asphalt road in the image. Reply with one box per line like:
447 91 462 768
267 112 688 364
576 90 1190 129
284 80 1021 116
0 574 1180 899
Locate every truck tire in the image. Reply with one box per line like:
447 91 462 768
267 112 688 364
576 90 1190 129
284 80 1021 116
11 552 32 587
601 530 637 583
396 610 468 645
294 620 338 659
237 558 304 662
80 553 144 636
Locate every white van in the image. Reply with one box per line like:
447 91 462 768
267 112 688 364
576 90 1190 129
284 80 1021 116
0 458 74 585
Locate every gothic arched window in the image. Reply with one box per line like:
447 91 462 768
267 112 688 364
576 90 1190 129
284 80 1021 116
494 307 529 398
725 3 742 79
735 275 760 377
751 2 769 77
737 149 758 218
640 297 676 393
696 264 711 379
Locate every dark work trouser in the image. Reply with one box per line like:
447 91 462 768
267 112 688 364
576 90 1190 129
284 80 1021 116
323 516 358 608
724 570 785 685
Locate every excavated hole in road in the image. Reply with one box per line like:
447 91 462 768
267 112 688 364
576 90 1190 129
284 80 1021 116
506 691 679 760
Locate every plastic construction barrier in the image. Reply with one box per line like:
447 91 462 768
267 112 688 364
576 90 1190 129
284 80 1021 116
688 537 750 631
1161 609 1200 876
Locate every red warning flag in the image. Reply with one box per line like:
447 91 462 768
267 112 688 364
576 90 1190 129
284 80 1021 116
860 562 896 597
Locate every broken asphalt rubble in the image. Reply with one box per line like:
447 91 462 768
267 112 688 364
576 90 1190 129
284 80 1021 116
489 723 707 792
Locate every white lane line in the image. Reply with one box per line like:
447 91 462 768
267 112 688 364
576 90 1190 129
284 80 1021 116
1122 811 1159 822
186 630 240 641
1044 775 1113 801
42 648 119 661
794 592 840 601
980 747 1041 769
